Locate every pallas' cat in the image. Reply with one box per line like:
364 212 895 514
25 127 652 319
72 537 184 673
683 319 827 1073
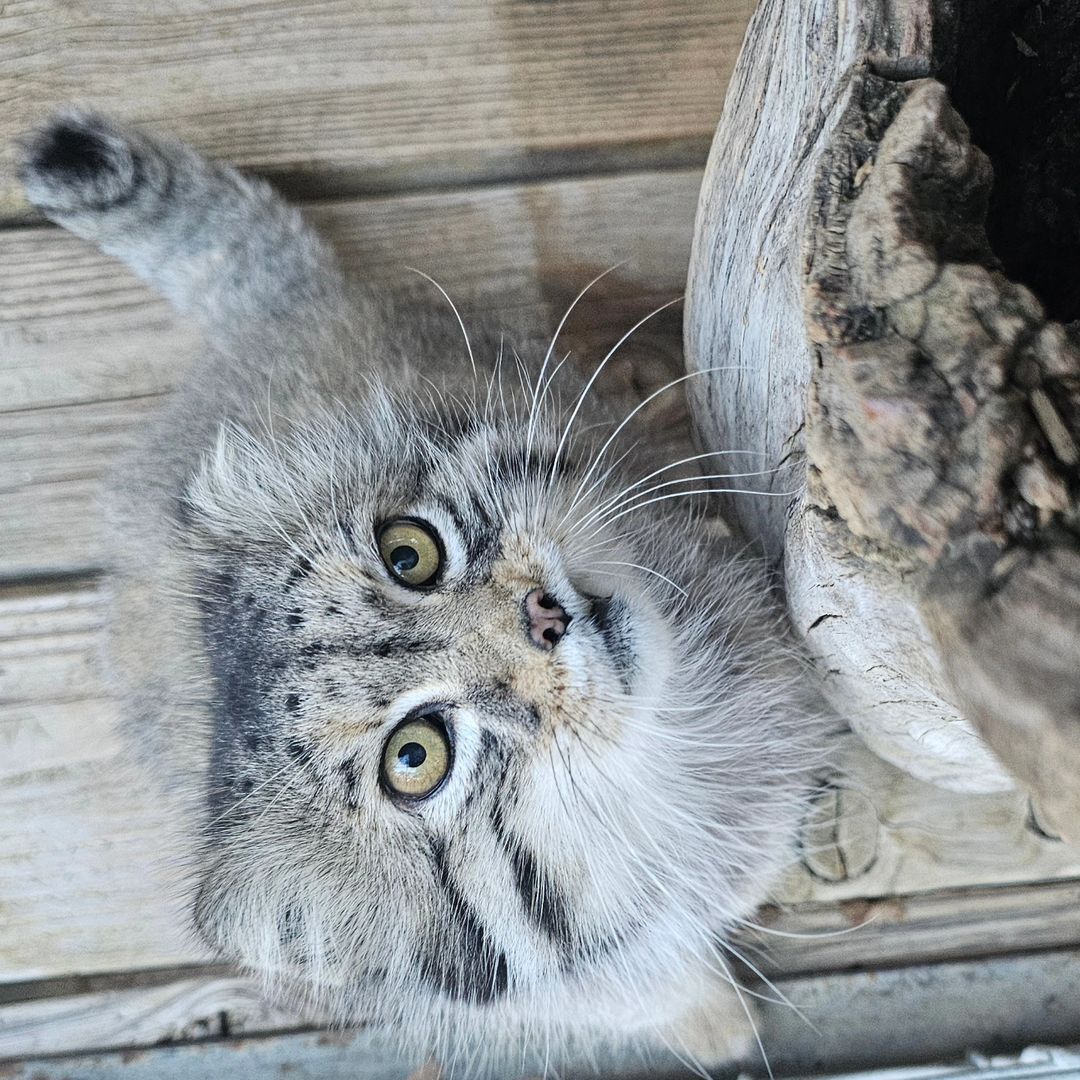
20 111 824 1071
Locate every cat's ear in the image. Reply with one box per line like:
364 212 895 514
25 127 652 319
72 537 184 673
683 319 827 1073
182 424 305 544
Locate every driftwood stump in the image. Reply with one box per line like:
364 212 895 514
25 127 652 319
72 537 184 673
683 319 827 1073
686 0 1080 835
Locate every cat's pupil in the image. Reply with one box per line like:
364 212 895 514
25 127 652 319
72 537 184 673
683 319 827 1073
391 546 419 574
398 742 427 769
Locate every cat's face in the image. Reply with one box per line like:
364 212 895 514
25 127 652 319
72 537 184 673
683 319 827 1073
184 387 815 1048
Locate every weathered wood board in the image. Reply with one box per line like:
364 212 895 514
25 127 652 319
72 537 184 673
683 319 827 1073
0 0 752 220
4 951 1080 1075
6 881 1080 1060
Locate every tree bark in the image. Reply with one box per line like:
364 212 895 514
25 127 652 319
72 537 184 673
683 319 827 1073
686 0 1080 834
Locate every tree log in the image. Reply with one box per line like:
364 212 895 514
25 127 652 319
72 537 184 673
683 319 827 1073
686 0 1080 834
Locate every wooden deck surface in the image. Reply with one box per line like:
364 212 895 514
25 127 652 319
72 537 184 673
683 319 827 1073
2 1 1079 1075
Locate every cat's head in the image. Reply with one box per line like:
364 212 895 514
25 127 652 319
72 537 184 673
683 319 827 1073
181 380 819 1053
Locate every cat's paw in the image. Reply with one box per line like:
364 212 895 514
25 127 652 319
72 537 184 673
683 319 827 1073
661 982 759 1071
19 110 142 216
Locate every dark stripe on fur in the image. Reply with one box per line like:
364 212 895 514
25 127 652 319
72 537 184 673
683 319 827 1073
199 564 282 827
299 634 450 662
490 803 574 950
423 839 509 1003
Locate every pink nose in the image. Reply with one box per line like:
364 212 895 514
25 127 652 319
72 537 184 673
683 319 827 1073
525 588 570 650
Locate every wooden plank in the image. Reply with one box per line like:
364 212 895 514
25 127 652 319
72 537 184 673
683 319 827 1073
0 1028 418 1080
0 976 306 1061
773 735 1080 905
3 952 1080 1076
4 577 1080 986
755 878 1080 976
1 172 700 410
0 0 752 220
6 879 1080 1059
0 582 210 981
758 949 1080 1075
0 169 699 578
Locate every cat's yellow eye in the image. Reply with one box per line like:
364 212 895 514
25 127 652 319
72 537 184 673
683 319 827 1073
377 518 442 588
381 716 452 799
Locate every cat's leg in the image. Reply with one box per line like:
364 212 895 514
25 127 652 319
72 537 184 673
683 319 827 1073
662 983 758 1070
648 965 759 1073
19 110 347 343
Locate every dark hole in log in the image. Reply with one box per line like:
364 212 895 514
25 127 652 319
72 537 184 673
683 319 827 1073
945 0 1080 324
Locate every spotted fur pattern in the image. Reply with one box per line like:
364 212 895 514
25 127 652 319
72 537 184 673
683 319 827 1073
19 111 827 1073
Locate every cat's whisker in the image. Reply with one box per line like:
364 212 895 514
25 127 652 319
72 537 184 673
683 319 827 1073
405 266 477 380
732 914 876 940
576 468 784 535
511 346 533 403
716 936 817 1039
546 295 684 493
535 348 572 419
564 447 774 537
589 560 689 599
201 758 295 832
561 365 750 526
582 486 801 543
709 950 776 1079
527 262 626 458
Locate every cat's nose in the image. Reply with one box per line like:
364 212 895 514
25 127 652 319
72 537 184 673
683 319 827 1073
524 588 570 650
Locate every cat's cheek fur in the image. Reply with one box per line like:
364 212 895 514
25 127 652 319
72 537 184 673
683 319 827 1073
20 110 829 1072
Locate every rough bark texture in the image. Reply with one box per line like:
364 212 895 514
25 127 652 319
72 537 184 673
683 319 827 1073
805 76 1080 836
687 0 1080 829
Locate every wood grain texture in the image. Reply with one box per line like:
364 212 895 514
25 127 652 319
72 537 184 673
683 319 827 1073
0 168 700 578
757 878 1080 975
5 952 1080 1075
682 0 1018 794
757 949 1080 1074
0 0 753 219
0 976 307 1060
4 580 1080 987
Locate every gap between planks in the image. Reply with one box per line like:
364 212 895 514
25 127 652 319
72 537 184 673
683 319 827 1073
4 946 1080 1071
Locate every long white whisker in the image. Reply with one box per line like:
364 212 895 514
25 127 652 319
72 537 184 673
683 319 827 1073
405 266 476 379
527 262 626 454
577 469 783 534
591 560 689 598
563 365 748 521
567 447 771 535
583 487 800 542
547 295 684 491
203 758 295 831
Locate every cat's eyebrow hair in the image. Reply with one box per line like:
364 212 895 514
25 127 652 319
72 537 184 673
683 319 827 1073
466 490 497 541
490 446 556 484
423 838 510 1004
490 801 574 951
430 491 497 568
283 555 314 589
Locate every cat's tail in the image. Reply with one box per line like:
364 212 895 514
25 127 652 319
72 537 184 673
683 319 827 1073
19 109 348 342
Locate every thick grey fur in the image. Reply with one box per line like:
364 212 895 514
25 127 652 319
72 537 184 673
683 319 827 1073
19 111 827 1075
